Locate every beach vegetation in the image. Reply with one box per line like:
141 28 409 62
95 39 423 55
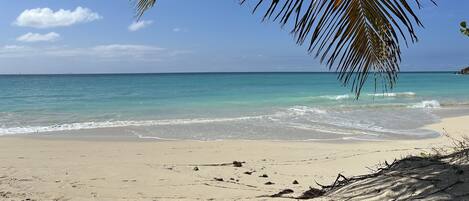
264 134 469 199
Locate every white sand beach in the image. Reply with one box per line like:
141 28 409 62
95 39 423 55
0 115 468 201
2 0 468 200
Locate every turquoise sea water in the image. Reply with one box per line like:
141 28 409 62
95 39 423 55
1 72 468 140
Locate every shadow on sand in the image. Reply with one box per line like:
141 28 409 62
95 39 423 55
267 147 469 200
324 149 469 200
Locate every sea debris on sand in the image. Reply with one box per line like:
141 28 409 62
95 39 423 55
243 171 254 175
270 189 294 197
232 161 243 167
213 177 224 182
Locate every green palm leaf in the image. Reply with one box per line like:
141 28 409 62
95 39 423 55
133 0 157 19
461 21 469 37
133 0 434 96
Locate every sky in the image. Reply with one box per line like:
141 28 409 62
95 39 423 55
0 0 468 74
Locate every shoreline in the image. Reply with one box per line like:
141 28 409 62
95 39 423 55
0 105 469 143
0 115 468 200
4 105 469 142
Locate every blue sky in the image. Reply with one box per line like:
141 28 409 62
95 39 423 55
0 0 468 74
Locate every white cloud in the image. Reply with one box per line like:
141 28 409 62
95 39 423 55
172 28 188 33
92 44 163 52
16 32 60 42
128 20 153 32
3 45 27 50
0 45 34 58
14 7 102 28
91 44 164 60
0 44 187 62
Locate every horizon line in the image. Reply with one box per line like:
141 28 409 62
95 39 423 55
0 70 458 76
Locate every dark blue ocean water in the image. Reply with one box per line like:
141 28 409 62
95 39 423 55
1 72 468 140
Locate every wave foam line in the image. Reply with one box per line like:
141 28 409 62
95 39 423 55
408 100 441 109
367 92 416 97
319 94 352 100
317 92 416 100
0 116 265 135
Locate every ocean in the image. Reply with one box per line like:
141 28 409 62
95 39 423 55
1 72 468 141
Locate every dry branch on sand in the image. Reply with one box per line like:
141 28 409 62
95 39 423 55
268 135 469 200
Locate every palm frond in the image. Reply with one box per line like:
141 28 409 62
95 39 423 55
241 0 434 96
132 0 157 19
461 21 469 37
132 0 433 96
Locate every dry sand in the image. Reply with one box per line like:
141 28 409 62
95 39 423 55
0 115 468 201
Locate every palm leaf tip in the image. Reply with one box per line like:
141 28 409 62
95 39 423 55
132 0 157 19
461 21 469 37
242 0 432 96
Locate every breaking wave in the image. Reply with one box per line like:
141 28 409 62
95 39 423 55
0 116 265 135
317 92 416 101
367 92 416 97
286 105 328 115
319 94 352 100
409 100 441 109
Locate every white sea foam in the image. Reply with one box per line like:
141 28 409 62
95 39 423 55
367 92 416 97
409 100 441 109
129 130 178 141
286 105 327 115
319 94 352 100
279 106 390 136
317 92 416 101
0 104 439 140
0 116 265 135
279 105 438 138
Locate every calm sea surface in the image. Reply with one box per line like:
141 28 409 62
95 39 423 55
1 72 468 140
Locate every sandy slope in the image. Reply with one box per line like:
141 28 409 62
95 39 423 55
0 116 468 201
